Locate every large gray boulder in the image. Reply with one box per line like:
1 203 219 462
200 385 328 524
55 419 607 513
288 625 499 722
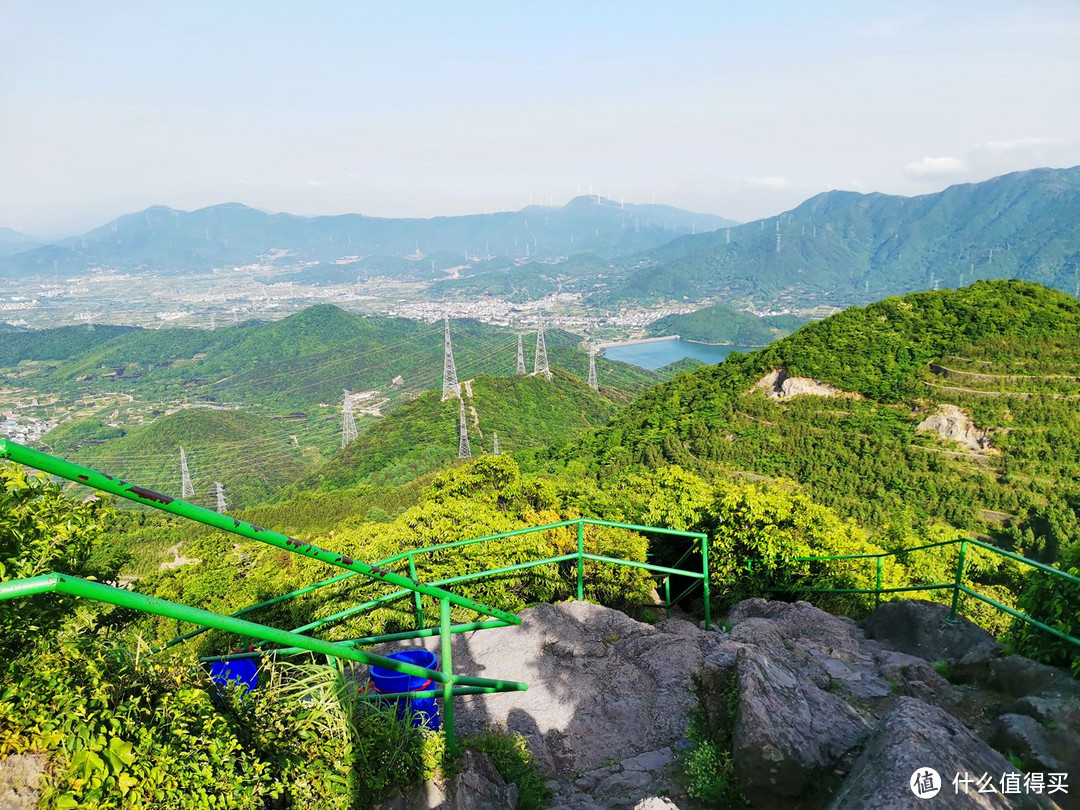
859 599 1002 664
359 601 733 807
733 646 870 808
828 698 1060 810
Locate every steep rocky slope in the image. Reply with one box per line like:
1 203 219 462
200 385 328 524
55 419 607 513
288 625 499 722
362 599 1077 809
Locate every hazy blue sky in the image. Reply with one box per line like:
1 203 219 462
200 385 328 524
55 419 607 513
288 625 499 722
2 1 1078 236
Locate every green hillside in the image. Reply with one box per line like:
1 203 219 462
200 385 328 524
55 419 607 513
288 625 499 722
0 323 139 366
304 369 618 491
646 302 808 345
60 408 317 509
16 306 659 416
564 281 1080 556
600 166 1080 309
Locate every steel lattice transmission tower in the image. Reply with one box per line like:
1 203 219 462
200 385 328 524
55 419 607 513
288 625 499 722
587 345 598 391
214 481 227 513
492 432 500 456
341 390 358 448
179 447 194 500
533 316 551 380
457 397 472 459
442 317 460 401
516 334 526 375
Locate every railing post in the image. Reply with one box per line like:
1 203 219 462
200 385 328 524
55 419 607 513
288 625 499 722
664 577 671 619
874 556 883 610
408 554 425 629
577 520 585 601
947 540 968 623
440 597 456 758
701 534 711 630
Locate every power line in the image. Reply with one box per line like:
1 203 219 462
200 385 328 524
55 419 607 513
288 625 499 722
457 397 471 459
341 389 358 447
533 315 551 380
179 446 194 499
442 316 460 401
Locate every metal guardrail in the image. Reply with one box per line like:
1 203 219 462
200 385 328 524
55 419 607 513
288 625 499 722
748 537 1080 650
0 439 710 755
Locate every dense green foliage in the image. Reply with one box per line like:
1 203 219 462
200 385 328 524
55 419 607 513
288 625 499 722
304 371 618 491
0 464 124 658
600 166 1080 309
462 730 552 810
64 408 317 510
138 457 655 657
646 301 807 345
0 324 137 366
9 307 657 414
3 279 1079 809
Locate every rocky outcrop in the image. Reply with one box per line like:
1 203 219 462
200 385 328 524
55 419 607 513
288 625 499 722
732 646 869 807
828 698 1058 810
859 598 1002 664
0 753 46 810
358 602 730 809
360 598 1077 809
753 368 854 400
916 404 994 452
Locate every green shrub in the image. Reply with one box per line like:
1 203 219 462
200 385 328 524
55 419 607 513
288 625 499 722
464 730 551 810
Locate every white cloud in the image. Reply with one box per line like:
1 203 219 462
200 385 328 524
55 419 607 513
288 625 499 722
740 176 788 190
904 156 967 179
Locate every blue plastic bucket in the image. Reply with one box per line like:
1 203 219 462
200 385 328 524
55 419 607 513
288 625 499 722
369 649 440 731
209 658 258 693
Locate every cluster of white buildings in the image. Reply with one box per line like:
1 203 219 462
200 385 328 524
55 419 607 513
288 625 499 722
0 412 56 443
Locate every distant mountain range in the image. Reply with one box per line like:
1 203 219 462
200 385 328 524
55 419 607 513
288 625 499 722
0 227 41 258
597 166 1080 308
0 197 735 279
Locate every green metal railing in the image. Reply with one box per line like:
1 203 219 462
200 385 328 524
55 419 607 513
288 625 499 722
749 537 1080 651
0 439 711 755
180 518 710 661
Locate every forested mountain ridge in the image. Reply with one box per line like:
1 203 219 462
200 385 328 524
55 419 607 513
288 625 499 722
599 166 1080 309
300 370 618 492
562 281 1080 556
645 301 808 345
0 196 735 278
6 305 660 414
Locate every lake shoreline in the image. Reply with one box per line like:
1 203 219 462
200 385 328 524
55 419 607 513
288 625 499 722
599 336 756 371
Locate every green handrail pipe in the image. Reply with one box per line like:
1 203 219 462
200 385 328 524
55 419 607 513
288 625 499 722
0 440 518 626
202 619 512 663
0 573 529 690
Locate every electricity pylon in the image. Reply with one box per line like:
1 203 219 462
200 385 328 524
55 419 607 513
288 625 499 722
587 345 598 391
533 316 551 380
492 432 500 456
457 397 471 459
516 334 526 375
342 390 358 447
442 317 460 401
214 481 227 513
179 447 194 500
